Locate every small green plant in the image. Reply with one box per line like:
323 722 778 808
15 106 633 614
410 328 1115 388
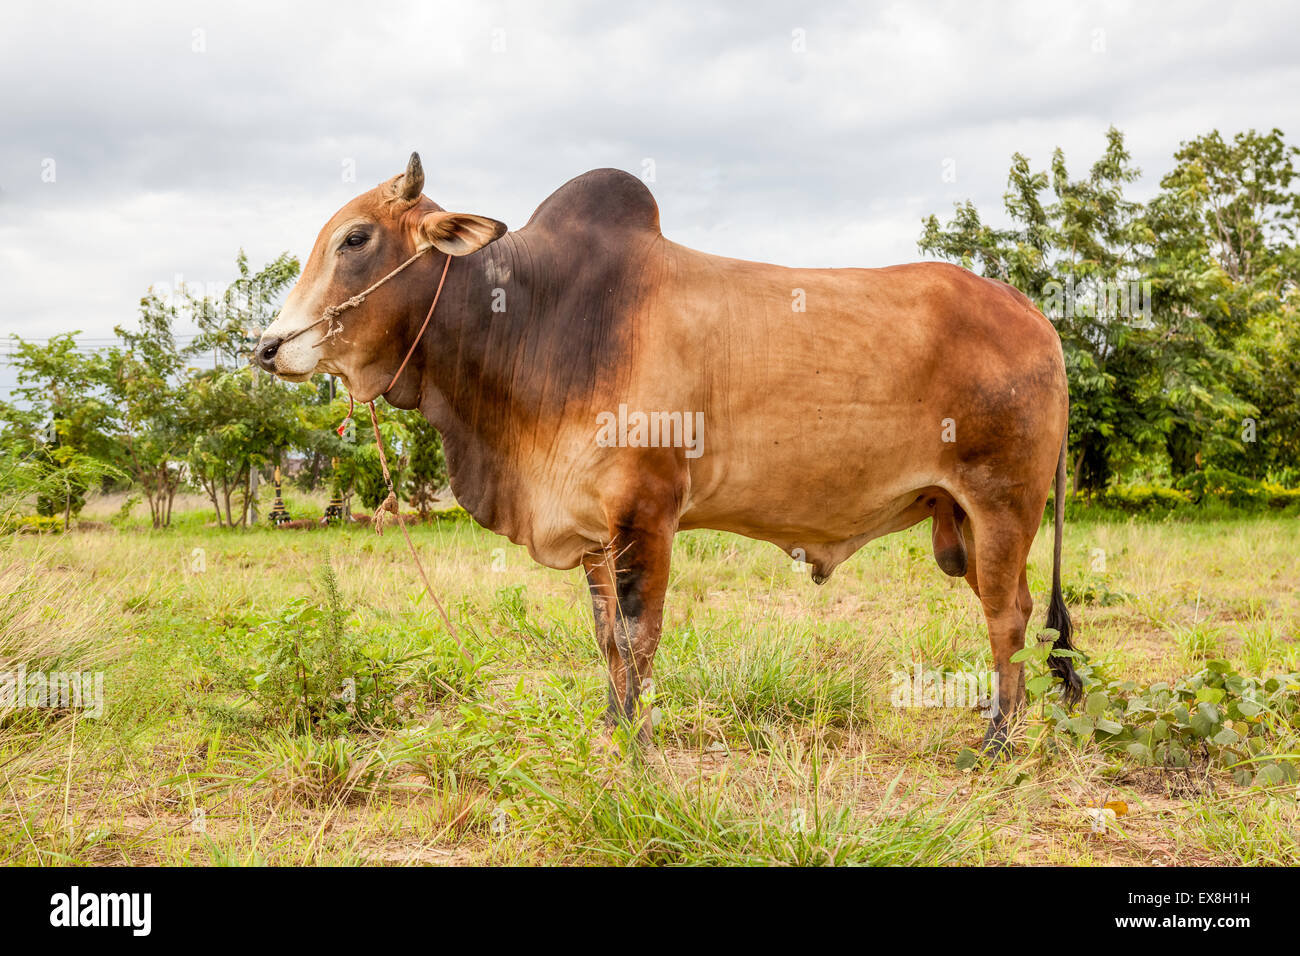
1173 622 1223 667
113 492 142 525
662 635 867 729
490 585 551 646
243 730 393 804
200 564 426 732
512 756 993 866
1240 621 1283 675
1061 576 1131 607
1017 641 1300 786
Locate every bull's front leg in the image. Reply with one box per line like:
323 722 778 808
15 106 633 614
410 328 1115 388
582 523 672 745
583 556 624 729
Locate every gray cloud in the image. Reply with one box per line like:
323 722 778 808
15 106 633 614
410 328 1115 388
2 0 1298 350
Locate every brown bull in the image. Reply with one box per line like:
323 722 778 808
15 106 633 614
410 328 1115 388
257 153 1082 751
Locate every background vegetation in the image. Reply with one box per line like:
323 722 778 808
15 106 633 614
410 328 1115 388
3 126 1299 531
1 126 1298 867
921 126 1300 496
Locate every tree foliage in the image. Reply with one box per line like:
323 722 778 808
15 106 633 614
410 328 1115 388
920 126 1300 491
0 249 447 529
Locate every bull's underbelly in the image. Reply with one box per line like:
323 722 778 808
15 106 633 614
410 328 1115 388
507 382 1056 574
516 425 953 574
518 477 928 575
677 452 944 579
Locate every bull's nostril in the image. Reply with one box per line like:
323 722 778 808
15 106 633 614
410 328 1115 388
255 336 283 372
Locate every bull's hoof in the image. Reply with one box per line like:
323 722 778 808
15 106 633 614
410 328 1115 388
980 723 1014 759
598 712 653 757
592 729 622 759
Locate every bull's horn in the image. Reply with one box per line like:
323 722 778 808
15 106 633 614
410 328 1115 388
397 152 424 201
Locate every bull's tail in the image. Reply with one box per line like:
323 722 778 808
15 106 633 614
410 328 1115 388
1045 437 1083 707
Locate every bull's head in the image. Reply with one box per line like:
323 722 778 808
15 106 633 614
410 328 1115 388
256 152 506 400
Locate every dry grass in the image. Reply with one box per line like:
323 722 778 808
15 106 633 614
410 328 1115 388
1 510 1298 865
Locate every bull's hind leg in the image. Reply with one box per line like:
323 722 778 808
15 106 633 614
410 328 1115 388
965 506 1039 754
582 516 673 745
960 516 980 598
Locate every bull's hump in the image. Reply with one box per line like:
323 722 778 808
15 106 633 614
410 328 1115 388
523 168 661 236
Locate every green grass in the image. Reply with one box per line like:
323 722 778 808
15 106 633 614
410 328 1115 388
2 496 1299 865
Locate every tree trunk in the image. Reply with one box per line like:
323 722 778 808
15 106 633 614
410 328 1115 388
163 476 176 529
220 475 234 528
239 468 251 527
202 477 223 526
147 477 160 529
1166 422 1199 479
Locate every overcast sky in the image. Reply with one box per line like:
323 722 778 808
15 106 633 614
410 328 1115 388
2 0 1298 362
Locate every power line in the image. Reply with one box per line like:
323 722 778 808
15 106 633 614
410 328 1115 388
0 335 204 344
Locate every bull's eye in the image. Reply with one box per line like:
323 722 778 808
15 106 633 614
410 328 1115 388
343 231 369 248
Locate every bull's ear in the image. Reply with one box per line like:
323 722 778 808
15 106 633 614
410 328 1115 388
416 211 507 256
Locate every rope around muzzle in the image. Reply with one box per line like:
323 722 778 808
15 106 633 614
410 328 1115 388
329 251 452 440
277 244 442 347
287 244 469 665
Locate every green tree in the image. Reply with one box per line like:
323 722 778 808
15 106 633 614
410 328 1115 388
1154 129 1300 479
103 292 189 528
403 410 447 517
189 249 300 367
0 443 120 531
920 128 1165 492
918 127 1300 492
0 334 116 525
180 250 306 526
184 368 312 527
331 402 410 512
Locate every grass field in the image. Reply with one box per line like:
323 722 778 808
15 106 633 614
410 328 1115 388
2 497 1299 866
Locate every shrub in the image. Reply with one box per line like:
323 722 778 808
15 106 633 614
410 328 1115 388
427 505 472 523
404 413 447 517
1062 470 1300 518
1 515 65 534
200 565 410 732
1174 467 1300 511
1017 641 1300 787
197 563 484 733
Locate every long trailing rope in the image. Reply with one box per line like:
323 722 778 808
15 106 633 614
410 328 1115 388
366 398 470 665
278 243 436 348
300 244 470 664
